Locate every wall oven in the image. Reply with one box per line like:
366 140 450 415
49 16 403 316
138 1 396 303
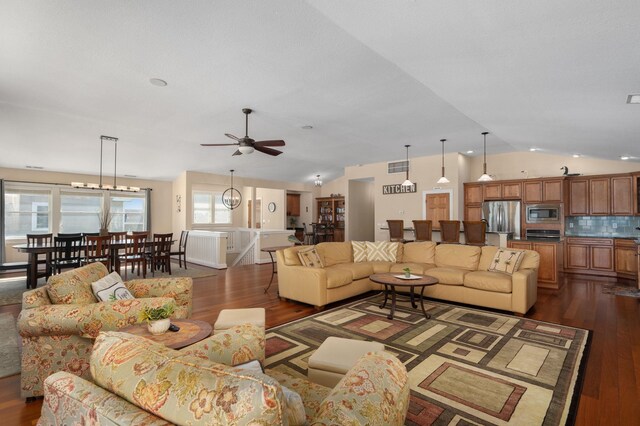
526 204 561 224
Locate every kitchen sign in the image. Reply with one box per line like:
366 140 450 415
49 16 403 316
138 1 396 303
382 183 417 194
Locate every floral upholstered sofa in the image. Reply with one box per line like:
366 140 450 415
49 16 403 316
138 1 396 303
277 241 540 315
17 262 192 398
37 324 409 426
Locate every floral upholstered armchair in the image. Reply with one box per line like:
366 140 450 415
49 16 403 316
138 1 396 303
17 262 192 399
38 324 409 426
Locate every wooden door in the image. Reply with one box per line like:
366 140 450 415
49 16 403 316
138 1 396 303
569 179 589 216
589 178 610 215
543 179 563 202
523 181 543 203
426 193 450 230
611 176 633 215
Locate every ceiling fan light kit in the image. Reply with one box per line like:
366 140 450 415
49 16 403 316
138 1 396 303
201 108 286 156
477 131 493 182
436 138 450 184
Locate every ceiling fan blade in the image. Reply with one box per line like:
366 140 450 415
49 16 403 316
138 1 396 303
225 133 241 141
255 146 283 156
201 143 238 146
232 149 242 156
254 140 286 147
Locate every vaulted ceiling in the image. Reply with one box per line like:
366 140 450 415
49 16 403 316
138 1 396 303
1 1 639 183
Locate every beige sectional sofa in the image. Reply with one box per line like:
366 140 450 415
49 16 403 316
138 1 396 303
276 241 540 315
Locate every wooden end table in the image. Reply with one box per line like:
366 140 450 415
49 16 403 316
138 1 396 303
119 319 212 349
370 273 438 320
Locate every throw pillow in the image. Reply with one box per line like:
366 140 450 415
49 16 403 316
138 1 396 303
91 271 135 302
297 247 324 268
365 241 400 262
351 241 368 262
487 249 526 275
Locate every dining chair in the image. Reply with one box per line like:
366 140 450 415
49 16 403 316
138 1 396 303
83 235 112 270
170 230 189 269
439 220 461 244
463 220 487 246
108 231 128 242
51 235 84 274
313 223 328 244
150 233 173 275
116 233 148 278
302 223 314 245
412 220 432 242
323 224 335 242
26 233 53 281
387 220 412 243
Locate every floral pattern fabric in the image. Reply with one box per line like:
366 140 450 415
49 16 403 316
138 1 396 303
179 323 266 365
18 263 193 398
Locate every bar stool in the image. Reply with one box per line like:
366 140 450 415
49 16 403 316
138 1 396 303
387 220 412 243
463 220 487 246
412 220 432 242
439 220 461 244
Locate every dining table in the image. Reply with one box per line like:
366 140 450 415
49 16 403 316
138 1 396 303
14 238 176 289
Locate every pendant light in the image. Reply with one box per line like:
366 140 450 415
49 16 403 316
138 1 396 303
401 144 413 187
436 138 450 184
477 131 493 181
222 169 242 210
314 174 323 187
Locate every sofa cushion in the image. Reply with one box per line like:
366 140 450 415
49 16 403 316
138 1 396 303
487 248 526 275
316 242 353 267
464 271 513 293
351 241 368 263
366 261 394 274
402 242 436 264
425 267 467 285
478 246 500 271
435 244 481 271
332 263 375 280
325 267 354 289
366 241 400 262
283 246 309 266
389 263 428 275
91 332 287 425
298 247 324 268
47 263 107 304
519 250 541 270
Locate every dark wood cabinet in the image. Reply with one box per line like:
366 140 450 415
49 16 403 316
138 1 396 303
523 181 543 203
315 196 345 242
568 179 589 216
508 240 562 289
523 178 563 203
483 183 502 200
565 237 615 276
566 243 590 269
543 179 563 202
589 178 610 215
465 205 483 221
591 245 614 271
286 193 301 216
611 176 633 215
464 184 483 204
614 239 638 278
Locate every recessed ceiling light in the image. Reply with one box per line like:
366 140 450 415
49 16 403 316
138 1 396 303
626 94 640 104
620 156 630 160
25 165 44 169
149 78 168 87
572 154 581 158
529 148 538 152
301 125 313 130
466 150 474 154
124 174 138 178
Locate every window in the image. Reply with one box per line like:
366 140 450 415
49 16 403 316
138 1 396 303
4 188 51 237
193 191 231 224
110 194 146 232
60 191 102 233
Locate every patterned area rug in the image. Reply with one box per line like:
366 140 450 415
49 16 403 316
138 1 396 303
0 312 20 379
265 294 590 425
602 284 640 298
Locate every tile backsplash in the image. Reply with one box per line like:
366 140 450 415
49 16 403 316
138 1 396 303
565 216 640 238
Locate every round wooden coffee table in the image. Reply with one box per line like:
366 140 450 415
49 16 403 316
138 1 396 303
370 273 438 320
119 319 212 349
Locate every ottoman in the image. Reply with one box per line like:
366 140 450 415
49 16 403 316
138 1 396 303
307 337 385 387
213 308 266 335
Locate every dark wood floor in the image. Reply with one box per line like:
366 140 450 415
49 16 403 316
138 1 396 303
1 265 639 425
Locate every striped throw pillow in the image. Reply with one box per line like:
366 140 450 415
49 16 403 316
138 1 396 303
365 241 400 262
352 241 368 262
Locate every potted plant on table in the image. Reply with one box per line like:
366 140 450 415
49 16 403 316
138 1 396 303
403 267 412 279
139 303 175 335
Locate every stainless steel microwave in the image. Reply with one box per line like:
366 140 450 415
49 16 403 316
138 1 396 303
526 204 561 223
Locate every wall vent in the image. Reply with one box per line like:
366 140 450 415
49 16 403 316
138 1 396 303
388 160 409 174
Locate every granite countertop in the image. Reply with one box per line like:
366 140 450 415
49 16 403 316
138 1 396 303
510 237 564 243
565 234 639 240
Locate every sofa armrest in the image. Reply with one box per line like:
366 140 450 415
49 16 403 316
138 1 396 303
21 286 52 309
511 268 538 314
179 323 265 365
276 253 329 307
126 277 193 318
18 297 177 338
39 372 168 426
311 351 410 426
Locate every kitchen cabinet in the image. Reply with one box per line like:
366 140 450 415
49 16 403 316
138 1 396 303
568 179 589 216
614 239 638 279
523 181 543 203
286 193 301 216
634 173 640 215
589 178 610 215
483 181 521 200
465 205 483 221
565 237 615 276
483 183 502 200
508 240 563 289
611 176 633 215
523 179 564 203
464 183 483 204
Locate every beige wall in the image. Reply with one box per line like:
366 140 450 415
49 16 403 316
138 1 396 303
347 179 375 241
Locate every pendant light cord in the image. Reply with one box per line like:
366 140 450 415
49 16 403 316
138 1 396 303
441 139 446 176
405 144 410 181
482 132 489 174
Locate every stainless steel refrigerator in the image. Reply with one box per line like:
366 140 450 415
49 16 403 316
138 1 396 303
481 201 521 238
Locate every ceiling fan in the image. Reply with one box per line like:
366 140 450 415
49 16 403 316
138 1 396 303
201 108 285 156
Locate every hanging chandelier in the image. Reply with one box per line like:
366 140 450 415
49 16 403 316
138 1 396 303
401 144 413 187
222 169 242 210
477 132 493 182
314 175 322 187
71 135 140 192
436 138 450 184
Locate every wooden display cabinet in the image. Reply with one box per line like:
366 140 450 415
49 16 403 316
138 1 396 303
315 196 345 242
